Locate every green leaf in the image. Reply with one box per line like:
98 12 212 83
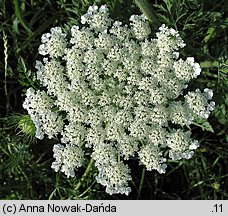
13 0 32 34
193 116 214 133
200 60 219 68
204 26 216 43
220 63 228 74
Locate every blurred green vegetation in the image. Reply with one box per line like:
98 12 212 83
0 0 227 199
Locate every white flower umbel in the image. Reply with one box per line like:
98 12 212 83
96 161 132 195
51 144 84 178
22 88 63 139
130 14 151 40
23 4 215 195
138 143 167 173
38 27 67 58
166 130 199 160
185 88 215 119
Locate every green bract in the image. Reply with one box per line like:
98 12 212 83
23 5 215 195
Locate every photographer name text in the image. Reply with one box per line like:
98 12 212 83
2 203 117 214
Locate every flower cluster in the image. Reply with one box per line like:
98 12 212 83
23 5 215 195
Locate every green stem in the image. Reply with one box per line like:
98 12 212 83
137 166 146 199
55 172 63 199
134 0 161 27
78 180 96 198
75 158 94 190
192 122 203 128
118 145 121 162
131 179 139 194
